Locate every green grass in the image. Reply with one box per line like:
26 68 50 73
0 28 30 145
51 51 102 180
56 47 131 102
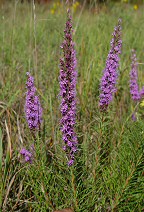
0 1 144 211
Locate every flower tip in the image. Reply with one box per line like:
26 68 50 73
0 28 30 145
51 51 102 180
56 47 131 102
68 159 74 166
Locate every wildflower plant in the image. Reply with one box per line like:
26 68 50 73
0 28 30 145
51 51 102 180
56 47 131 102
99 19 122 111
2 5 144 212
130 50 144 101
20 72 42 162
50 1 61 15
59 9 78 166
25 72 42 131
72 1 80 13
130 50 144 121
129 50 140 101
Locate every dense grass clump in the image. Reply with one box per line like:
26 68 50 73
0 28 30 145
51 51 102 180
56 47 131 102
0 1 144 211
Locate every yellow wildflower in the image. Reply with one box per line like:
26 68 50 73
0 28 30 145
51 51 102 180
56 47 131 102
140 100 144 107
50 9 55 14
75 1 80 6
121 0 128 2
134 4 138 10
73 3 77 9
72 1 80 12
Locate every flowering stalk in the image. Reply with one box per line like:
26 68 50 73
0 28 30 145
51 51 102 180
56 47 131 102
20 72 42 162
59 10 78 166
99 19 122 111
25 72 42 131
129 50 144 121
130 50 144 101
130 50 141 101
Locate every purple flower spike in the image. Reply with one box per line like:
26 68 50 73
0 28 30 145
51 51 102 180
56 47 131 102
130 50 141 101
99 19 122 111
59 10 78 166
130 50 144 102
25 72 42 130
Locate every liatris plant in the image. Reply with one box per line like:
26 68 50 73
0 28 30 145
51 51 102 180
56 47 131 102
129 50 141 101
20 73 42 162
25 72 42 131
99 19 122 111
129 50 144 121
59 10 78 166
130 50 144 101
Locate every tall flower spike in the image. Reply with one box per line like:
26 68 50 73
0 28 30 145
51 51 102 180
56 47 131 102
130 50 144 101
25 72 42 130
99 19 122 111
59 10 78 166
129 50 141 101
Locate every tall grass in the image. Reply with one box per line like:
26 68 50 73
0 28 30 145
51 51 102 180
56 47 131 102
0 1 144 211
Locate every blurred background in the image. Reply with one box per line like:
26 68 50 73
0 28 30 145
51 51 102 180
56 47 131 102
0 0 144 7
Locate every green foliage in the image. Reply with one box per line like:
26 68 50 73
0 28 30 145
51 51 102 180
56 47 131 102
0 2 144 211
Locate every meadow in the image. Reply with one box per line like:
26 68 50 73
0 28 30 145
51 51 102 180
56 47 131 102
0 1 144 211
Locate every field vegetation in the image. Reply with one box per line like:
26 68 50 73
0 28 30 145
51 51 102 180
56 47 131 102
0 1 144 211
